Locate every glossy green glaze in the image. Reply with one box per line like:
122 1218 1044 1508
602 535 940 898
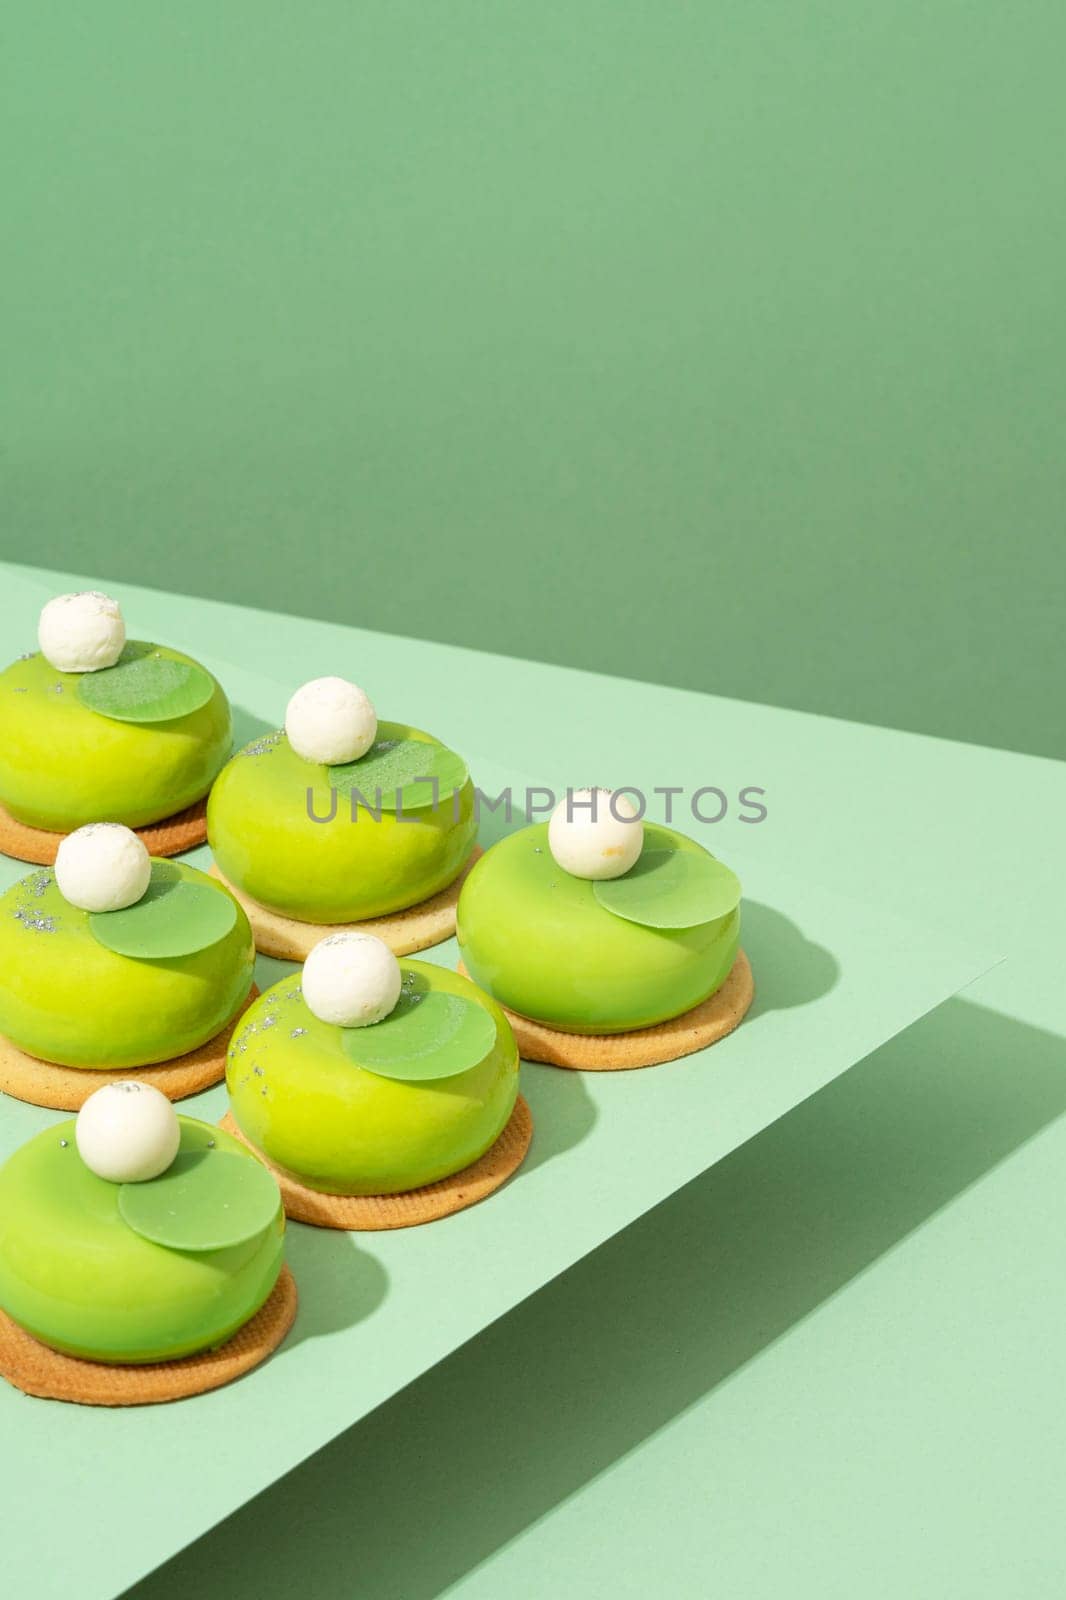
77 643 216 723
456 823 741 1033
0 645 231 830
227 962 518 1195
0 863 254 1068
592 845 742 928
0 1118 284 1363
207 721 477 923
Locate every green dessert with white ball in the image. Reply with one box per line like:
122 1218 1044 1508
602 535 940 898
0 591 231 834
457 789 744 1036
0 1082 284 1364
227 932 518 1196
208 675 476 926
0 823 253 1072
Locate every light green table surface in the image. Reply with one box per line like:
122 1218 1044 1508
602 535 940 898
115 587 1066 1600
0 563 996 1600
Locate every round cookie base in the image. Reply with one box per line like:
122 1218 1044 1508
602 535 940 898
456 950 754 1070
0 797 208 866
219 1093 533 1230
209 846 483 960
0 1265 297 1407
0 984 259 1111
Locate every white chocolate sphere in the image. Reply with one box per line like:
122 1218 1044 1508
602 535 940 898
54 823 152 912
75 1082 181 1184
548 788 644 880
38 591 126 673
302 932 402 1028
285 677 377 765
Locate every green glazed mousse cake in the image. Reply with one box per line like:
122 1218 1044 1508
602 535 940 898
0 592 231 835
456 791 746 1040
227 954 519 1197
207 675 476 927
0 853 254 1072
0 1110 284 1365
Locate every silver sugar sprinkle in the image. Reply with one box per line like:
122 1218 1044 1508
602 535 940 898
239 730 283 759
13 908 57 932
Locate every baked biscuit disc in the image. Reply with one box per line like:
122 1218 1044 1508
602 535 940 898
0 798 208 866
0 985 259 1111
209 847 482 960
219 1094 532 1230
456 951 754 1070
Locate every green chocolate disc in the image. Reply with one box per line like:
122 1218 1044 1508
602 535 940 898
593 846 742 930
342 976 498 1082
77 641 216 724
118 1147 281 1252
329 725 469 813
90 859 238 959
0 647 232 832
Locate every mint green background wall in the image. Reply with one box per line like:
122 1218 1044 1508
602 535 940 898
4 4 1063 759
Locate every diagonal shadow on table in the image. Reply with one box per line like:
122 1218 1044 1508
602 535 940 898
229 703 276 751
280 1225 388 1347
121 993 1066 1600
741 899 840 1014
517 1061 597 1172
511 895 837 1179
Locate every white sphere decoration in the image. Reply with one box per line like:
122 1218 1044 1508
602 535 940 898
75 1082 181 1184
548 788 645 881
285 676 377 765
302 932 402 1028
38 591 126 673
55 823 152 912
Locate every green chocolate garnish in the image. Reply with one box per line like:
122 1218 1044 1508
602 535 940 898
341 972 498 1082
592 846 742 930
89 859 238 959
329 724 469 813
118 1147 282 1252
77 641 216 724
